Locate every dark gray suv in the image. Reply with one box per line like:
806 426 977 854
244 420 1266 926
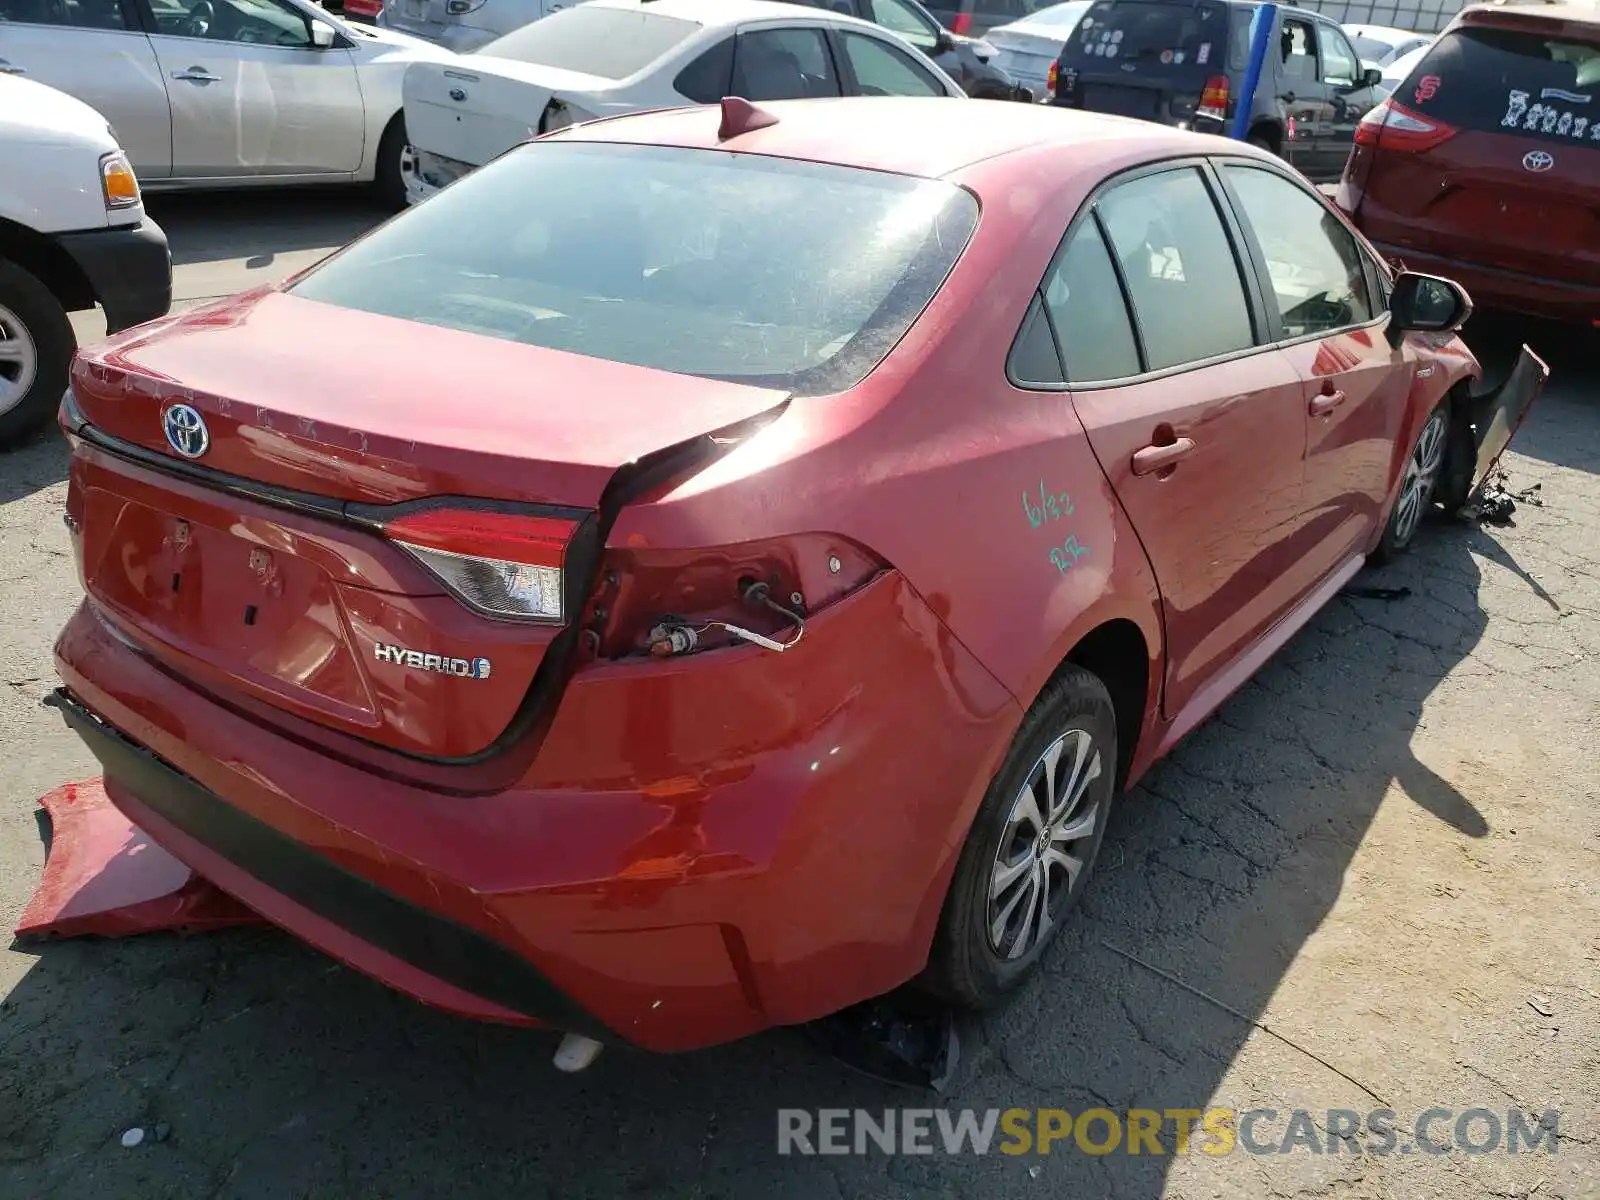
1049 0 1384 182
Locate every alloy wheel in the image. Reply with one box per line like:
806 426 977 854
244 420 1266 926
986 727 1103 961
1393 409 1448 545
0 302 39 418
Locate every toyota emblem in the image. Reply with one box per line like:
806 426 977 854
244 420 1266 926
1522 149 1554 172
162 403 210 459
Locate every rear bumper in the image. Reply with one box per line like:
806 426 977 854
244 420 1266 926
53 573 1017 1051
54 219 172 333
1369 240 1600 325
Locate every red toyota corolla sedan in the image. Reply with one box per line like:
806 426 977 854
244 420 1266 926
51 96 1532 1055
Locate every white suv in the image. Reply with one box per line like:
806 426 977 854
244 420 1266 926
0 75 171 447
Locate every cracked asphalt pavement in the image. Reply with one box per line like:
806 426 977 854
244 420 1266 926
2 191 1597 1199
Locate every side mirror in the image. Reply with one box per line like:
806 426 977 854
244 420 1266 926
1363 65 1383 88
934 29 955 54
309 18 336 47
1386 270 1472 347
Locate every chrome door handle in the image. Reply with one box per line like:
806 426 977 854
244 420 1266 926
171 67 221 82
1131 437 1197 476
0 60 26 75
1310 389 1347 416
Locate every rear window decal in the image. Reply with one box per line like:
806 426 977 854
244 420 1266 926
1502 90 1600 140
1415 74 1440 104
1541 88 1591 105
1196 41 1210 64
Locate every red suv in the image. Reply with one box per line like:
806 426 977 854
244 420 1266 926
1337 1 1600 324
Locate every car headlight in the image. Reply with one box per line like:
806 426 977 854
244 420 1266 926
99 151 140 210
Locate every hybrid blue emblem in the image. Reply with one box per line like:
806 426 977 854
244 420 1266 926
162 403 209 459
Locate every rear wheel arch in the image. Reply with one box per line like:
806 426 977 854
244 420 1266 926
0 219 96 313
1248 121 1284 156
1056 618 1151 792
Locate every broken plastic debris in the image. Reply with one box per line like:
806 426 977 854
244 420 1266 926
1528 995 1555 1017
15 778 263 941
803 1000 961 1092
121 1128 145 1148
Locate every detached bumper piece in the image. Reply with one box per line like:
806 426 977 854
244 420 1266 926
46 689 614 1043
15 776 262 940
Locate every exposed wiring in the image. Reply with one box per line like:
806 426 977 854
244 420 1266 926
646 582 807 658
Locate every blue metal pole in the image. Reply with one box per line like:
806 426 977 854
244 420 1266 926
1230 2 1277 140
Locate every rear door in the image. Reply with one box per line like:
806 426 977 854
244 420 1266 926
0 0 174 177
1357 18 1600 288
1055 0 1232 127
1049 163 1315 721
143 0 365 178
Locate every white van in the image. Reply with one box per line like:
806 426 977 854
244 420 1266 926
378 0 565 53
0 75 171 448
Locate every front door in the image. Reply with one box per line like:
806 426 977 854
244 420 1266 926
1219 161 1408 574
0 0 173 177
1276 15 1328 177
1314 21 1376 179
144 0 364 178
1054 164 1313 719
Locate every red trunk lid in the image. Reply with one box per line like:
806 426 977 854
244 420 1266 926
67 290 787 759
1356 14 1600 286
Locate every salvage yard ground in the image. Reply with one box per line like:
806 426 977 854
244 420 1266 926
1 190 1596 1199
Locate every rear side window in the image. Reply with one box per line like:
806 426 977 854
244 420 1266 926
290 142 978 396
674 36 734 102
1066 0 1231 69
1402 26 1600 146
1039 220 1141 383
1096 167 1254 371
733 27 842 99
478 7 699 80
0 0 128 27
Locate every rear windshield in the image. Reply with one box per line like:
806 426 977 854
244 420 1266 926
1400 25 1600 145
474 7 698 79
1064 0 1232 70
289 142 979 396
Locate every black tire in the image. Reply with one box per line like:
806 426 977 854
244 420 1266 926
373 114 409 212
919 666 1118 1009
0 259 75 451
1373 397 1451 562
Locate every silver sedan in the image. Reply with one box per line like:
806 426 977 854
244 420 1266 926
0 0 460 205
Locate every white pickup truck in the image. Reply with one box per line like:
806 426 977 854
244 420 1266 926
0 75 172 449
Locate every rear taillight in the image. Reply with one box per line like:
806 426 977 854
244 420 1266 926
583 535 885 660
1047 60 1059 97
382 507 578 623
1354 99 1457 152
951 11 973 34
1197 74 1229 121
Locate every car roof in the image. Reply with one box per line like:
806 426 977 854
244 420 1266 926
556 94 1231 179
583 0 888 28
1456 0 1600 28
